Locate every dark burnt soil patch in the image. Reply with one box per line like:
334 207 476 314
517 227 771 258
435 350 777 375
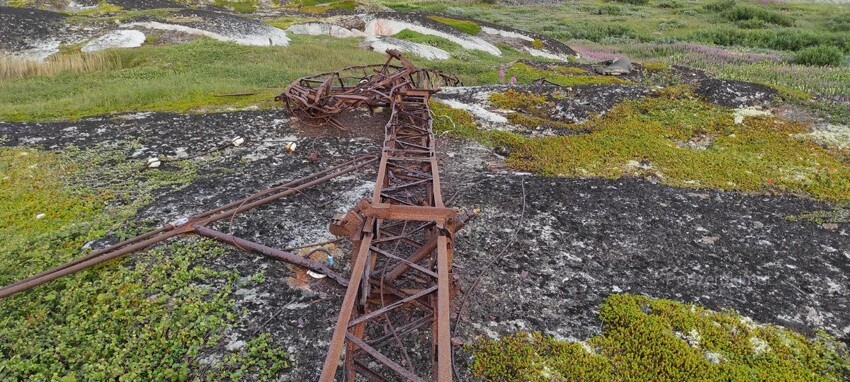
697 78 779 109
3 110 849 378
0 6 65 51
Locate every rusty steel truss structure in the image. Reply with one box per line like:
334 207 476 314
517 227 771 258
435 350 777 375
1 50 470 382
279 50 471 381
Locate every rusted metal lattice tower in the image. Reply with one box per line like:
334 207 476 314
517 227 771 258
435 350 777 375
279 51 471 381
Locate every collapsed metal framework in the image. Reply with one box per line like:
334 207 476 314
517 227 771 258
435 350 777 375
1 50 469 382
278 51 470 381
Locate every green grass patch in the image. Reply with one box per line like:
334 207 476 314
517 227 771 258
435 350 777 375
0 36 385 122
471 294 850 381
427 15 482 35
0 145 290 380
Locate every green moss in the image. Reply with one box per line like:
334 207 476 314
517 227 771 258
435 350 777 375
428 15 482 35
438 88 850 201
483 62 632 87
0 146 289 380
471 294 850 381
297 0 357 13
213 0 257 13
552 65 589 75
393 29 465 51
642 60 671 72
489 88 549 111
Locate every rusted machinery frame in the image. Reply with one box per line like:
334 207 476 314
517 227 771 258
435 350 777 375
280 50 470 381
0 156 377 299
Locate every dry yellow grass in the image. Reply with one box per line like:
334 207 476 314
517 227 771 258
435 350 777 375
0 51 121 81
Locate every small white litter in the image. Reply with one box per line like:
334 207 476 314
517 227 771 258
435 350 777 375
231 136 245 147
306 270 326 279
146 157 161 168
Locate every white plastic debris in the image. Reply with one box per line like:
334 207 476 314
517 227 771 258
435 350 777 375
284 142 297 152
35 213 46 219
146 157 161 168
306 270 326 279
231 136 245 147
169 217 189 227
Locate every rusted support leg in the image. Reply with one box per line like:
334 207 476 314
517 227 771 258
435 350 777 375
320 218 375 382
193 225 348 287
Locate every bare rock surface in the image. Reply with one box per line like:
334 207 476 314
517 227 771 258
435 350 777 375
287 22 364 38
696 78 778 109
362 36 450 60
0 6 71 60
81 29 146 52
125 8 289 46
1 108 848 377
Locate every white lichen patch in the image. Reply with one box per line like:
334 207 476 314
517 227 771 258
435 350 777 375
749 336 772 355
480 26 534 42
796 123 850 150
524 46 569 62
733 108 772 124
362 36 450 60
82 30 146 53
439 99 509 125
364 18 501 56
704 351 726 364
287 22 364 38
675 328 702 347
124 21 289 46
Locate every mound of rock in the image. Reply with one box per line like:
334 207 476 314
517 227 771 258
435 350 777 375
125 8 289 46
81 29 146 53
0 6 71 60
287 22 364 38
362 36 450 60
696 79 778 109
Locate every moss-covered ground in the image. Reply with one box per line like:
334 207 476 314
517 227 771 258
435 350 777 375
0 146 289 381
470 294 850 381
434 86 850 202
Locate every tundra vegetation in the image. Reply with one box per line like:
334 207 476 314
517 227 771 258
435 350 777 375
1 0 849 380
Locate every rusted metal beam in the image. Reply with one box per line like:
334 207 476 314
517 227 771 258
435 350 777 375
193 225 349 287
0 156 377 299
